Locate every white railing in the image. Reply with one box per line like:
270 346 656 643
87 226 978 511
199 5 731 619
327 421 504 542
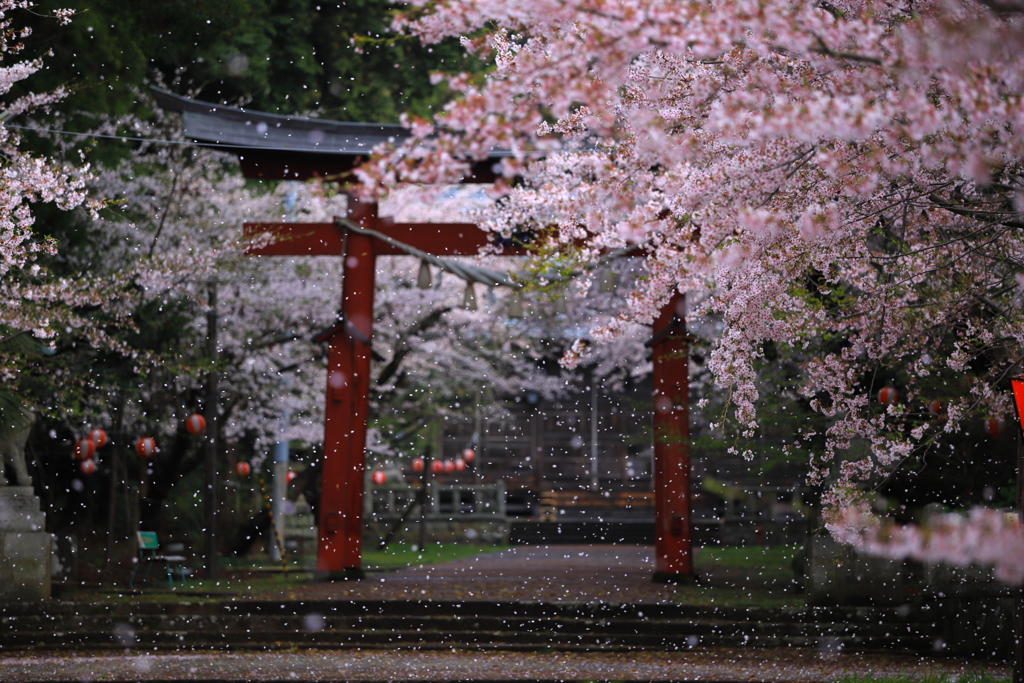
366 482 506 520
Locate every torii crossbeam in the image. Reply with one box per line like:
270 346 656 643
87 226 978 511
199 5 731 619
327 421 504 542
155 87 693 582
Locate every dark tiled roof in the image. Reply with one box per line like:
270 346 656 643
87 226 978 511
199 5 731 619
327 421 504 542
151 87 411 155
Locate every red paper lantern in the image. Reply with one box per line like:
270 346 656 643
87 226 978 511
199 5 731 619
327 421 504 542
286 470 297 483
443 459 455 474
186 413 207 435
135 437 156 459
235 461 251 477
74 439 95 461
454 458 466 472
371 470 386 485
985 418 1005 439
79 459 97 475
430 459 443 474
461 448 475 463
88 429 108 449
411 458 424 473
878 387 899 406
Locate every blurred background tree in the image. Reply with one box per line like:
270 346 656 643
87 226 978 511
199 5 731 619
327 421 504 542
2 1 480 575
15 0 472 120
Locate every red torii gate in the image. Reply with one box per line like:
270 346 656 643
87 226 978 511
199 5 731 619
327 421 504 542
246 199 693 582
151 87 693 582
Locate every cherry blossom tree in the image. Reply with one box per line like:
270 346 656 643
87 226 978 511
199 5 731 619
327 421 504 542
0 0 651 546
38 109 642 537
0 2 135 437
365 185 648 465
85 124 364 531
359 0 1024 580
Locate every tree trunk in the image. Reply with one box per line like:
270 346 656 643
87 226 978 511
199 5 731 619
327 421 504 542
104 394 126 569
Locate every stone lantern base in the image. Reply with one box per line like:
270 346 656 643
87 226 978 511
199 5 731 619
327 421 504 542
0 487 50 602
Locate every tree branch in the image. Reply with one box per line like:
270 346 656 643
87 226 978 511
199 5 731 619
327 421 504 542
928 192 1024 229
376 306 452 387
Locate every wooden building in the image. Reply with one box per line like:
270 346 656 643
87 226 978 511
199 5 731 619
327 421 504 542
418 383 657 522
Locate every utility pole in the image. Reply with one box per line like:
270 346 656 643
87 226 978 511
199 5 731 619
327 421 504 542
269 438 288 563
419 419 436 552
590 378 600 491
204 281 219 580
419 444 431 553
103 392 125 569
473 396 483 485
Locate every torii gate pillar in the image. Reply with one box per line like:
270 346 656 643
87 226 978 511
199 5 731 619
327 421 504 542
246 198 514 579
316 197 377 579
651 293 694 582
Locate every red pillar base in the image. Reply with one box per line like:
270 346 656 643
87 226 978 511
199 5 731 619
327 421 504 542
652 571 699 584
313 567 366 582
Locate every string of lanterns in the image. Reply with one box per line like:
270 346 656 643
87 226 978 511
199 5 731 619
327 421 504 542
71 413 207 476
73 430 103 476
69 385 1016 484
373 448 476 486
69 412 306 485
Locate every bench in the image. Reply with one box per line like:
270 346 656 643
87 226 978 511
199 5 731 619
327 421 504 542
128 531 187 588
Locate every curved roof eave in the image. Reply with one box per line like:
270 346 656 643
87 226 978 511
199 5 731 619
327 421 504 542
150 87 508 182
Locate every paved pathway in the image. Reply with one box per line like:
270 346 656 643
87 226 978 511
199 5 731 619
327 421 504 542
264 545 689 603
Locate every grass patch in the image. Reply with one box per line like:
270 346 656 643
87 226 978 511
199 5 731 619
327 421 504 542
211 542 509 572
667 584 803 608
57 571 313 604
836 674 1009 683
58 543 510 602
696 544 798 570
364 543 511 570
667 543 804 609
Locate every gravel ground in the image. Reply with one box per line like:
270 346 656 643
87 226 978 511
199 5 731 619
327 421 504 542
0 647 1011 682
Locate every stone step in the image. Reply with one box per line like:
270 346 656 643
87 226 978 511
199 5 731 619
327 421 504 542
0 622 939 653
0 598 940 654
0 598 934 622
0 612 934 638
0 626 938 652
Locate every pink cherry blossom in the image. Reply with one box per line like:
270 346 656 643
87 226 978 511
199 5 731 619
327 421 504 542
361 0 1024 579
